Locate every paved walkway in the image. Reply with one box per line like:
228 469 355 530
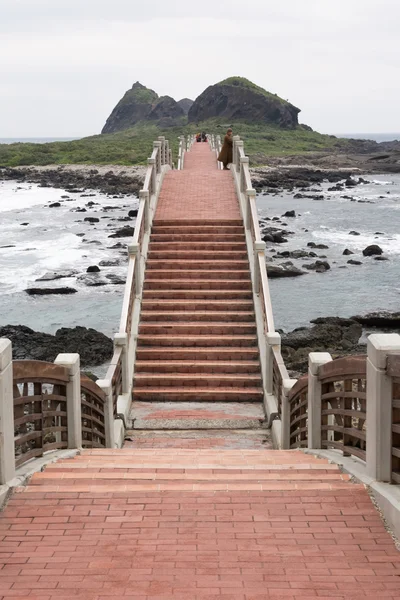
155 142 240 221
2 449 400 599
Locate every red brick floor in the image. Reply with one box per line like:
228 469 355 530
1 450 400 600
155 142 240 221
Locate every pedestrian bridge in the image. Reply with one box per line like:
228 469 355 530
0 135 400 599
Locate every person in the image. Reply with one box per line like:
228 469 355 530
201 131 207 142
196 132 201 142
218 128 233 170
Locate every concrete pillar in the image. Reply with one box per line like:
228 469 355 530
235 140 244 171
281 378 297 449
153 141 162 172
139 190 150 232
147 157 156 193
239 156 249 192
266 332 281 395
114 333 129 394
0 339 16 484
96 378 114 448
308 352 332 449
367 334 400 481
246 189 256 230
128 243 141 295
54 353 82 449
253 241 265 294
158 136 166 164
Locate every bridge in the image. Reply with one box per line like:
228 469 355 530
0 135 400 599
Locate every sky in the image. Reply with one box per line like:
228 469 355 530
0 0 399 137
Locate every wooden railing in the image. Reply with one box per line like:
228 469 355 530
387 354 400 484
286 335 400 485
0 353 107 481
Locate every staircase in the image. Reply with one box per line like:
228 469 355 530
131 220 266 445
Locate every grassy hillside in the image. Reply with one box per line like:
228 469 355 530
0 120 349 167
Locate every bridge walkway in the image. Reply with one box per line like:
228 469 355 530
0 142 399 599
129 141 269 449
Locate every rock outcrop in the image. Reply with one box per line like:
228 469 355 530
102 82 158 134
188 77 300 128
177 98 194 114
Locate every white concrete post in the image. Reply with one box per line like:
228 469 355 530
158 136 166 165
281 378 297 449
366 334 400 482
253 241 265 294
240 156 249 192
128 243 141 295
0 339 16 485
246 189 256 230
266 332 281 396
308 352 332 449
54 353 82 449
232 135 240 171
235 140 244 171
153 141 162 172
114 333 129 395
140 190 150 232
96 378 114 448
148 157 156 193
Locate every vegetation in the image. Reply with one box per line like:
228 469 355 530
218 77 288 105
0 120 349 168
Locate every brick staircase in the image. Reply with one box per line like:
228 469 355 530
131 219 266 445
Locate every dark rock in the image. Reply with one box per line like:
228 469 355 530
108 226 135 238
99 259 124 267
303 260 330 272
343 249 354 255
49 202 61 208
84 217 100 223
105 274 125 285
20 222 29 226
128 209 138 218
266 264 306 278
307 242 329 249
75 208 87 212
86 265 100 273
345 178 358 187
188 77 300 128
347 259 362 265
109 242 125 249
363 244 383 256
349 231 360 236
282 210 296 218
0 324 112 366
351 311 400 329
77 275 107 287
25 287 77 295
374 256 389 261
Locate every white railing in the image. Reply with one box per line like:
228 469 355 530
177 135 185 170
208 134 223 169
96 136 172 447
230 135 292 448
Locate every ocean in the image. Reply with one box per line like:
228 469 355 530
0 175 399 341
0 137 81 144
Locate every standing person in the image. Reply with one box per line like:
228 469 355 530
218 128 233 170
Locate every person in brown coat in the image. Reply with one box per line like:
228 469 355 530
218 128 233 170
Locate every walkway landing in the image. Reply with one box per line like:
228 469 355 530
2 449 400 600
155 142 240 221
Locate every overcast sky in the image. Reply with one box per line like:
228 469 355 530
1 0 399 137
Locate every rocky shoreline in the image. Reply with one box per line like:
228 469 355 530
0 164 146 196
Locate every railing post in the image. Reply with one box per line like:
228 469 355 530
253 242 265 294
153 141 162 173
266 332 281 396
148 158 156 193
308 352 332 449
140 190 150 232
114 333 129 395
366 334 400 481
240 156 249 192
246 189 255 230
235 140 244 172
281 378 297 449
96 378 114 448
169 148 172 168
128 243 141 295
158 136 166 165
54 353 82 450
0 339 16 485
